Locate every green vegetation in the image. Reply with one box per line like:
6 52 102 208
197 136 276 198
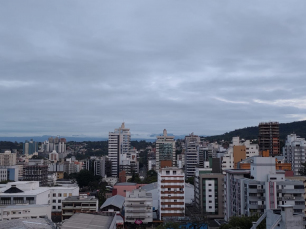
0 141 23 151
156 222 180 229
130 140 153 151
299 162 306 176
186 177 194 185
204 120 306 142
220 215 265 229
75 170 101 188
127 170 157 184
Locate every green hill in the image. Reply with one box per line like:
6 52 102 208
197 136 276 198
204 120 306 142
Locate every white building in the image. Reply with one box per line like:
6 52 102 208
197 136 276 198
222 137 259 174
108 123 131 177
156 129 176 171
158 167 185 220
224 157 305 224
0 181 79 220
184 133 200 178
0 169 7 182
49 150 59 162
283 134 306 175
0 204 51 221
0 151 16 166
124 188 153 224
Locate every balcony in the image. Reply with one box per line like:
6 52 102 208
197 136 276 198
126 210 151 213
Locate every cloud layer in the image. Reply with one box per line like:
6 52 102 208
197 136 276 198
1 0 306 138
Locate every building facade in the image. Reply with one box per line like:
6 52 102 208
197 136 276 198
23 140 38 156
124 188 153 224
184 133 200 178
0 150 16 166
62 194 98 221
158 167 185 220
283 134 306 175
156 129 176 171
23 164 48 186
224 157 305 224
108 123 131 177
258 122 280 156
194 168 224 218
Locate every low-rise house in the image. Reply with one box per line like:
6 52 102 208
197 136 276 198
0 204 51 221
100 195 125 214
62 194 98 221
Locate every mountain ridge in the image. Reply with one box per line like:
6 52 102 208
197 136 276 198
204 120 306 142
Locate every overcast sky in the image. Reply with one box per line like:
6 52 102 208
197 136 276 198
1 1 306 138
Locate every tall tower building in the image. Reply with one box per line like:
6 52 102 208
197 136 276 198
158 167 185 219
184 133 200 178
108 123 131 177
283 134 306 175
156 129 176 171
258 122 280 156
23 139 38 156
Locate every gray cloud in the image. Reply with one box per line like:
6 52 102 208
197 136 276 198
1 0 306 138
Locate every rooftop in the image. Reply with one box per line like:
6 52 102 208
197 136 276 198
100 195 125 210
61 213 114 229
0 218 55 229
114 182 137 186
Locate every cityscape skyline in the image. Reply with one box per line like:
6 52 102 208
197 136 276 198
1 1 306 137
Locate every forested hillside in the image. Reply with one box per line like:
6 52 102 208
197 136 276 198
204 120 306 142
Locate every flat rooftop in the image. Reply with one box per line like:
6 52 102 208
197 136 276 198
61 213 114 229
0 218 55 229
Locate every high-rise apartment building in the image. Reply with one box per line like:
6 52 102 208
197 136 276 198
184 133 200 178
108 123 131 177
23 140 38 156
158 167 185 220
258 122 280 156
194 168 224 218
156 129 175 171
0 150 16 166
224 157 305 222
283 134 306 175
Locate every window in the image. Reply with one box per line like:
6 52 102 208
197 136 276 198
69 193 72 196
53 200 56 203
168 188 171 191
53 193 56 197
58 200 61 203
124 190 126 192
174 200 177 202
173 171 176 175
52 206 56 209
64 193 67 197
209 206 212 209
58 193 62 197
166 171 170 175
209 189 212 192
209 201 212 203
209 195 212 197
58 206 61 209
140 202 144 204
208 184 212 186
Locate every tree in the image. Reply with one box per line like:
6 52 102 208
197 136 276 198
220 215 266 229
142 169 157 184
186 177 194 185
76 170 96 188
156 222 180 229
299 162 306 176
